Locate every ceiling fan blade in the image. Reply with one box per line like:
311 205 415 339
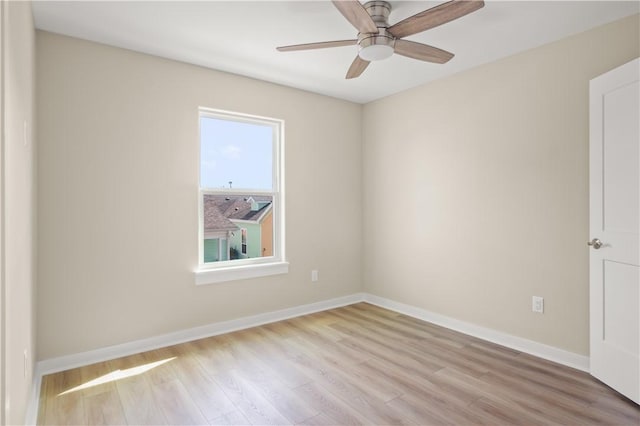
394 39 454 64
346 56 370 79
277 39 357 52
332 0 379 34
387 0 484 39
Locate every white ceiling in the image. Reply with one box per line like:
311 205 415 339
31 1 639 104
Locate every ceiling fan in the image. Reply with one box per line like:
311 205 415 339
277 0 485 79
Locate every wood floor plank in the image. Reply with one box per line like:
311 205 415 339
287 333 370 370
294 381 370 425
235 328 316 389
77 360 118 397
340 304 467 349
115 371 167 425
330 322 448 376
208 409 251 425
139 346 179 385
362 356 482 417
468 396 549 425
266 335 412 425
169 342 237 421
42 369 86 426
38 303 640 426
218 332 318 423
192 336 243 376
285 335 403 404
287 314 351 343
435 367 594 425
83 389 127 426
589 393 640 425
343 360 405 402
298 362 417 425
386 395 460 426
213 369 292 425
515 350 620 395
232 357 319 423
45 391 85 425
151 378 208 425
295 412 340 426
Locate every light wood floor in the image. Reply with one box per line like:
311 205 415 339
38 303 640 425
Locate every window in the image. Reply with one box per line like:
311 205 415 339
196 108 287 284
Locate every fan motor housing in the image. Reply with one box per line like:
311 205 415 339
363 0 391 27
358 1 394 61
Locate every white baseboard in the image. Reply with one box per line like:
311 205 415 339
363 293 590 372
34 293 590 375
36 292 366 375
26 291 590 425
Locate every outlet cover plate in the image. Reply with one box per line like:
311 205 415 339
532 296 544 313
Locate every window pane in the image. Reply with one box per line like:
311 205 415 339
202 193 274 263
200 116 273 190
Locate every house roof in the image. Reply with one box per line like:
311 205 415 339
203 196 239 233
203 194 272 233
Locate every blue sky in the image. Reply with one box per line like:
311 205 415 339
200 116 273 190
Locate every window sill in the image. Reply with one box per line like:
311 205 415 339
195 261 289 285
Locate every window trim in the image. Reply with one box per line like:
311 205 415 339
195 108 287 285
195 261 290 285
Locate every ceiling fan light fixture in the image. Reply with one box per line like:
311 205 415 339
358 43 394 61
357 32 395 61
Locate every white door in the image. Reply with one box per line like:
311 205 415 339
589 58 639 404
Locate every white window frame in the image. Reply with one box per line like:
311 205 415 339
195 108 287 285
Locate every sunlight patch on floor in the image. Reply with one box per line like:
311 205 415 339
57 357 177 396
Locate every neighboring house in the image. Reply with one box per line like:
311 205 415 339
203 196 239 262
203 195 273 262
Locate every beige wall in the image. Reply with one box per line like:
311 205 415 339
36 32 363 360
363 15 639 355
2 1 36 424
35 12 639 364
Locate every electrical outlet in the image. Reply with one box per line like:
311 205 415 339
311 270 319 282
532 296 544 313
